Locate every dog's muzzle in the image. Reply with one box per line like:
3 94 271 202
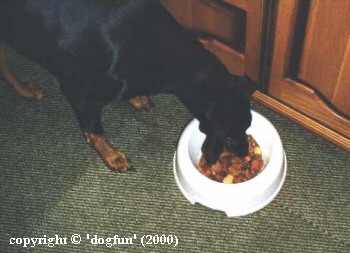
224 136 249 157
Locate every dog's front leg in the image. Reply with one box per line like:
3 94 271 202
61 76 130 172
76 108 129 172
84 132 129 173
76 104 130 173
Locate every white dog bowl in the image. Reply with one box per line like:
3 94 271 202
173 110 287 217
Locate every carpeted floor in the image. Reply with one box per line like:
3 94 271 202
0 49 349 253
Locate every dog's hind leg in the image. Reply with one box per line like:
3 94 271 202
128 96 154 111
0 46 44 100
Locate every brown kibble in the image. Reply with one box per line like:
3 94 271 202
211 162 222 175
235 175 244 183
219 154 232 169
197 135 264 184
199 157 208 169
251 159 263 172
229 167 241 176
202 169 212 177
214 174 225 182
245 170 252 178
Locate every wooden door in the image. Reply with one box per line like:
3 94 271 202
161 0 264 82
269 0 350 149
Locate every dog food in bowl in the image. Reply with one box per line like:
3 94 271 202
197 135 264 184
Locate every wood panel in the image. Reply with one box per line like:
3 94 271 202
269 0 350 139
332 38 350 115
223 0 247 11
199 38 245 75
161 0 193 28
162 0 264 81
245 0 264 81
297 0 350 116
191 0 246 52
276 79 350 136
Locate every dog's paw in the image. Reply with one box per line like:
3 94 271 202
128 96 154 111
22 82 44 101
84 132 129 172
27 83 44 100
104 149 129 173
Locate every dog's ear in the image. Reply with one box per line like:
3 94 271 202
231 75 258 98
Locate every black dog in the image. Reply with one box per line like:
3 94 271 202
0 0 254 171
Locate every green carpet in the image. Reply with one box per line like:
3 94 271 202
0 49 349 253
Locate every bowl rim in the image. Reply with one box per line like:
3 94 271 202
173 151 288 217
176 110 284 188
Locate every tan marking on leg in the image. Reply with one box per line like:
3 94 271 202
0 47 44 100
85 132 129 172
128 96 153 111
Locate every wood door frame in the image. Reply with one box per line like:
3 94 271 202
265 0 350 150
245 0 264 81
253 91 350 151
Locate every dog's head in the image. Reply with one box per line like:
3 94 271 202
199 75 256 164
